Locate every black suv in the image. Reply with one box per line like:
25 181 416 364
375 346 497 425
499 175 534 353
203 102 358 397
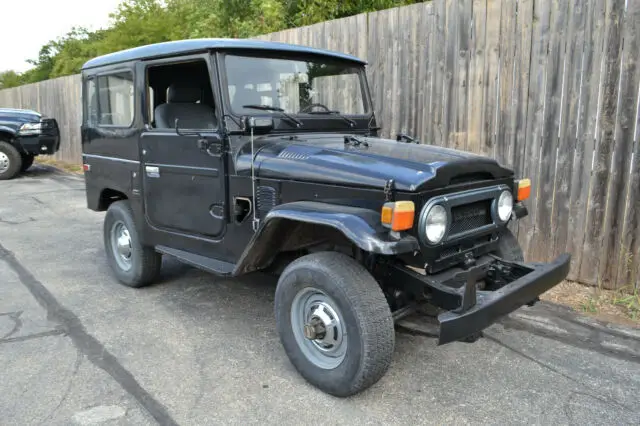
0 108 60 179
80 39 570 397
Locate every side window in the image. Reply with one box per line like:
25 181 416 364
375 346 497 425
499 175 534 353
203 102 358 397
85 78 98 126
146 59 216 130
97 71 134 126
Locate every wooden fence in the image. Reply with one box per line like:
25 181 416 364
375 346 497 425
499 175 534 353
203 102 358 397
1 0 639 289
0 74 82 164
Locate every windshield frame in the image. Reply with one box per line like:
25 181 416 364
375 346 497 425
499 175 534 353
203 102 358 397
216 50 374 124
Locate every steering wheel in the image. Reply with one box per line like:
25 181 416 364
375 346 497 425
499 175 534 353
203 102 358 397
299 103 332 113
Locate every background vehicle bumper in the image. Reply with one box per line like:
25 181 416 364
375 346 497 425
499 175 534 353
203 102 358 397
17 133 60 155
437 253 571 344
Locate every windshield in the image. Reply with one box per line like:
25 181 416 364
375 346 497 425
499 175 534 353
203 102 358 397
223 54 368 116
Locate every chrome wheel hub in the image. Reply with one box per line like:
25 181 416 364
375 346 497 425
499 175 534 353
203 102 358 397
111 221 132 271
0 152 10 173
291 288 347 369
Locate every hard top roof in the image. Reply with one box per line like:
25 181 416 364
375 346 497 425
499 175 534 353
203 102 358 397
81 38 366 70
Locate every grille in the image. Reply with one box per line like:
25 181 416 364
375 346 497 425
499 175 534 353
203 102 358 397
449 200 492 235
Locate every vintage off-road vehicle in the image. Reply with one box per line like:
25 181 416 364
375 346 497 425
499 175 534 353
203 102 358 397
80 39 570 397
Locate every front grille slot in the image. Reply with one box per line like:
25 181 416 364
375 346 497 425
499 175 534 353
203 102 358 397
449 200 492 236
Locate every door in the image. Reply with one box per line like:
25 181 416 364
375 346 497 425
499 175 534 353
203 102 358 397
139 55 227 239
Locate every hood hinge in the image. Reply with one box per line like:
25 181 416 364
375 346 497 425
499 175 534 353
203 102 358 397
384 179 395 202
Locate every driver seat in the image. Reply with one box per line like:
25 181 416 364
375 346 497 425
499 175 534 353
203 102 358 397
154 83 217 129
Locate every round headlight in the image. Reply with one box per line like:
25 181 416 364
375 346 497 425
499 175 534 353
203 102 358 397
497 190 514 222
424 204 448 244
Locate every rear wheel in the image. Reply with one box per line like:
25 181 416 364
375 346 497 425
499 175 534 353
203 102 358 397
0 141 23 180
275 252 395 397
20 154 35 172
103 200 162 287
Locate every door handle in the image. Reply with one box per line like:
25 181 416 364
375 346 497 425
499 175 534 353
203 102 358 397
145 166 160 178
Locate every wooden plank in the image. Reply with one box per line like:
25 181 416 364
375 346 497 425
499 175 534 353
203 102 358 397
389 8 401 139
514 0 535 178
551 0 588 261
430 0 447 146
453 0 471 151
466 0 487 154
599 0 637 287
580 0 624 286
397 5 411 137
442 0 458 148
519 0 552 261
424 2 438 145
480 0 502 157
530 0 570 263
367 10 384 130
416 3 434 142
496 0 517 167
613 0 640 288
405 3 423 139
567 0 608 282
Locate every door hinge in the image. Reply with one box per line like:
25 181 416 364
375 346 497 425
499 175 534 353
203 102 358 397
198 138 223 156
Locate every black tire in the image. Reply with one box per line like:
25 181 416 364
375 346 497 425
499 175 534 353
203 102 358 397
495 228 525 261
0 141 23 180
275 251 395 397
103 200 162 288
20 154 35 172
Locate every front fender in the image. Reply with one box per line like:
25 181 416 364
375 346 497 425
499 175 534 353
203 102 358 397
0 125 18 139
233 201 419 275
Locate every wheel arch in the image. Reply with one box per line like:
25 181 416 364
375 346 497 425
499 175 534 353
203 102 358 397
233 201 419 276
94 187 129 211
0 127 17 144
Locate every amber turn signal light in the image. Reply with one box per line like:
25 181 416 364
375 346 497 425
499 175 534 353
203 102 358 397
381 201 415 231
517 178 531 201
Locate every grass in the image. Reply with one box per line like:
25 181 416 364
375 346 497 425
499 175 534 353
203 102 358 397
35 157 83 174
542 280 640 327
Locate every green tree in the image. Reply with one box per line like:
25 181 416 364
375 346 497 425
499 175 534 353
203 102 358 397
0 0 426 88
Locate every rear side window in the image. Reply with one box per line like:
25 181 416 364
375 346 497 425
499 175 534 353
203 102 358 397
85 78 98 126
96 71 134 126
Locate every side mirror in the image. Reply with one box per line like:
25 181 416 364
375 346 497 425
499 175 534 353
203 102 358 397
244 116 274 134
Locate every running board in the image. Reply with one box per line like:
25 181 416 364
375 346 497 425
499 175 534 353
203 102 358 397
155 246 235 276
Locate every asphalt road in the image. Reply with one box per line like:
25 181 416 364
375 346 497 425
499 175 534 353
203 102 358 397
1 166 640 425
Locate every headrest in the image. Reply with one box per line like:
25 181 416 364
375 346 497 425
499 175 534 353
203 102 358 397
167 83 202 103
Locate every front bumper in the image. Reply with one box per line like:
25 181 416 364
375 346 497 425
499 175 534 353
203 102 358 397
17 132 60 155
389 253 571 345
437 253 570 344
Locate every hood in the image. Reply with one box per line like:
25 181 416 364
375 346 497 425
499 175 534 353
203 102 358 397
236 134 513 192
0 108 42 132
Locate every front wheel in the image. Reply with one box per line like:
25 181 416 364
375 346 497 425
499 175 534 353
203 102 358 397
274 252 395 397
0 141 23 180
103 200 162 287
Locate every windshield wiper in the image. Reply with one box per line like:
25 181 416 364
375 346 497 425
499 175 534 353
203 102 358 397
307 110 357 128
242 104 303 128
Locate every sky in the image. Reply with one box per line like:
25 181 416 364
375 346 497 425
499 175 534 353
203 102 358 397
0 0 124 72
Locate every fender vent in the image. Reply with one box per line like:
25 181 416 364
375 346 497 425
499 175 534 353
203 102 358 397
257 186 277 216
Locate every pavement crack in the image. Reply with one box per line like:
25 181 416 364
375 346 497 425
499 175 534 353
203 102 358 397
40 349 83 424
499 315 640 364
0 329 65 345
0 243 179 426
485 333 636 414
0 310 23 339
0 217 36 226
